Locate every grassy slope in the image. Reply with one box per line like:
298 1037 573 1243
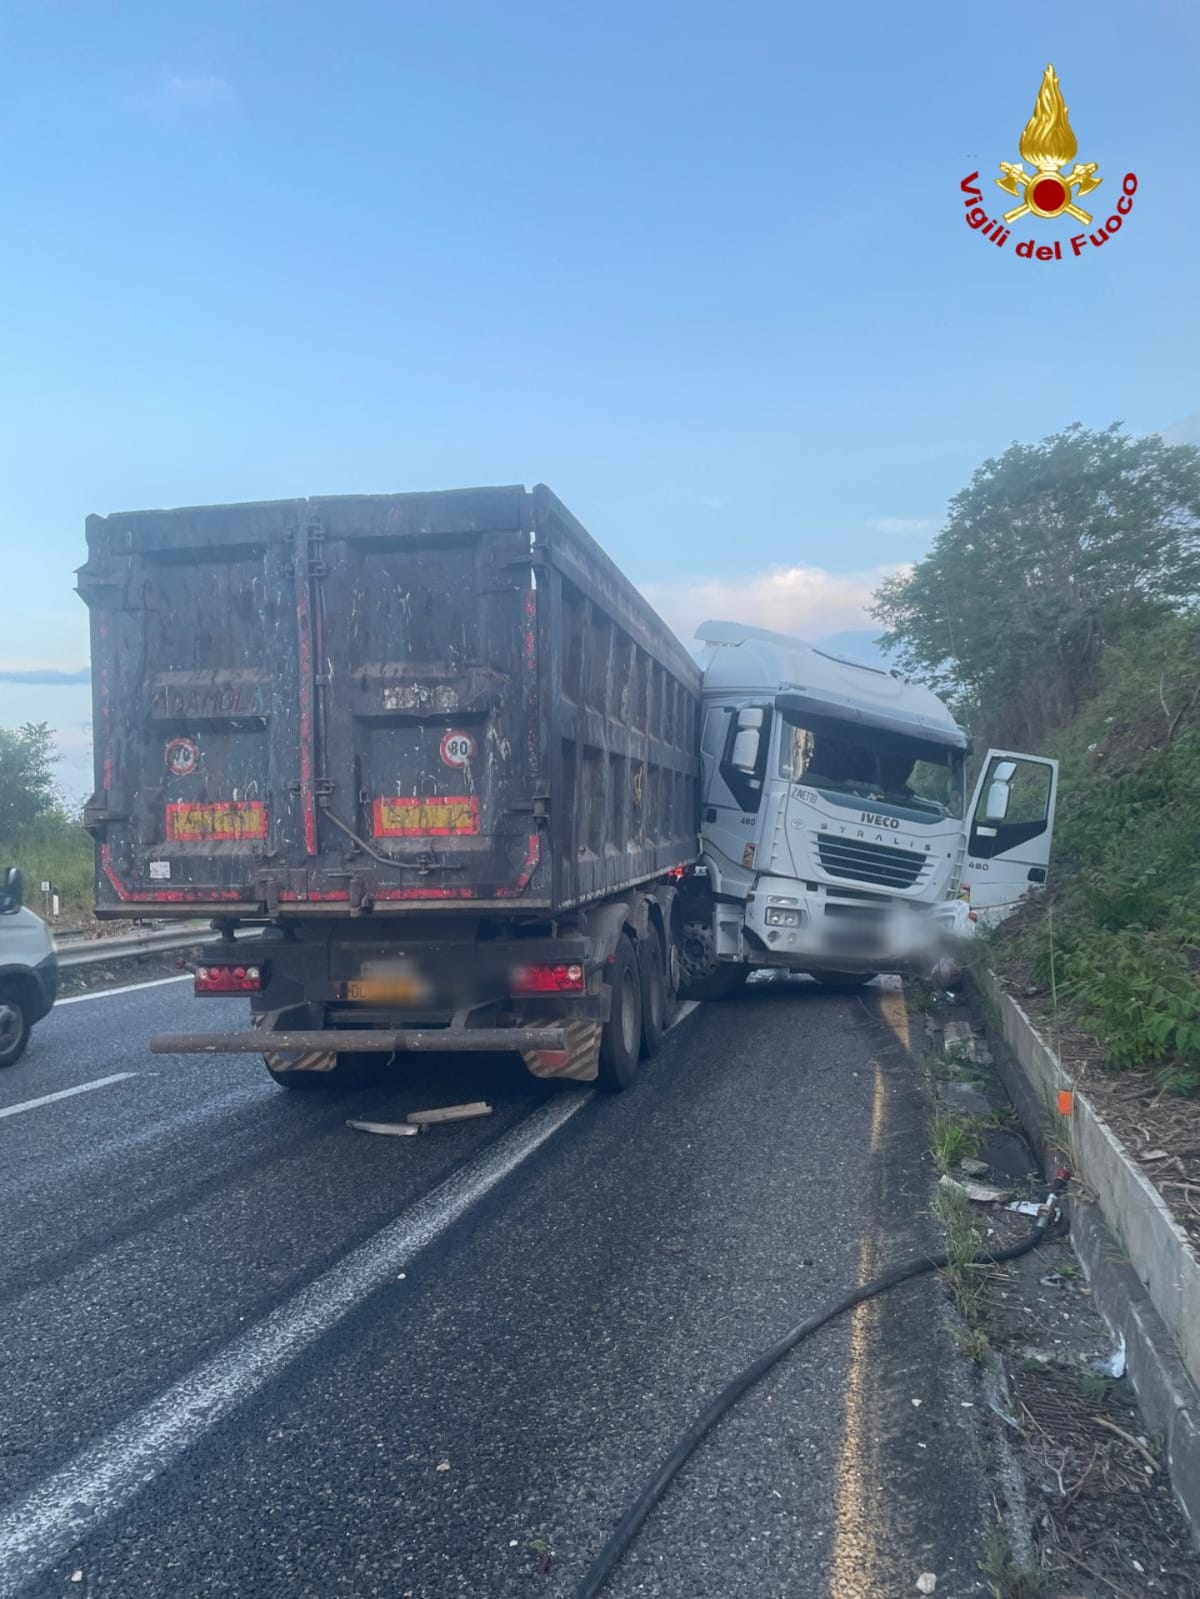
992 617 1200 1094
0 812 94 921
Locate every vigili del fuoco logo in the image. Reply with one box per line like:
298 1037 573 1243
960 64 1138 260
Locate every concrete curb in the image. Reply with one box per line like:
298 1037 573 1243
972 967 1200 1541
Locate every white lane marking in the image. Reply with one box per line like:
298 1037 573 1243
671 999 700 1027
0 1091 587 1596
0 1074 137 1123
58 974 193 1006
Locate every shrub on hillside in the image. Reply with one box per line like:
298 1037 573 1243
998 619 1200 1093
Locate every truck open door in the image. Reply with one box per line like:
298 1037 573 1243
961 751 1059 924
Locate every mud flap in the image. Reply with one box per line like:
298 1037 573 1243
263 1049 339 1073
522 1020 601 1083
254 1016 338 1074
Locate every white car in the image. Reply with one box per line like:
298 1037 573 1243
0 868 60 1067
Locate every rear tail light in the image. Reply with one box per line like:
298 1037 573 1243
195 963 264 995
510 962 586 996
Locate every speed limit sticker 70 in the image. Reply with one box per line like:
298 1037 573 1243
439 730 477 768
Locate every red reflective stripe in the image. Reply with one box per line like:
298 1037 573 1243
495 833 540 897
297 570 318 857
100 844 248 904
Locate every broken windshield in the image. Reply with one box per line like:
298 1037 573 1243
778 713 965 819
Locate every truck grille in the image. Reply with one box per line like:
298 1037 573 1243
816 834 927 890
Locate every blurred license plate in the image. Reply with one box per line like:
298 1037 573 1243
346 961 430 1006
346 979 424 1004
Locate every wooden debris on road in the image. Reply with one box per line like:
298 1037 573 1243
346 1119 422 1137
407 1101 493 1126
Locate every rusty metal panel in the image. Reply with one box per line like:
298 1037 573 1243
80 485 700 919
530 484 702 909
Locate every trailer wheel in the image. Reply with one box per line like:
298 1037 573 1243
597 935 642 1092
810 970 876 990
639 933 669 1058
0 986 31 1068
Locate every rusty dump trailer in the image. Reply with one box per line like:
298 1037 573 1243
78 484 701 1087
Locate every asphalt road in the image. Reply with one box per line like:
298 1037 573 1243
0 974 992 1598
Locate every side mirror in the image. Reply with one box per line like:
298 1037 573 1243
0 866 24 914
984 781 1011 822
730 728 761 773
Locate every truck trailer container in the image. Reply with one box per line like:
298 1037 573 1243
78 485 701 1088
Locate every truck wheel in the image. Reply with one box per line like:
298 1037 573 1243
811 970 875 990
597 935 642 1092
639 933 669 1058
679 962 749 1002
0 986 31 1068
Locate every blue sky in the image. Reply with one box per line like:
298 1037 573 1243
2 1 1198 796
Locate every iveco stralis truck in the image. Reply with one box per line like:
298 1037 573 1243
676 623 1058 996
79 486 701 1091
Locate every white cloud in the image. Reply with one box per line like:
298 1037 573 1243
1160 411 1200 446
639 561 908 649
133 74 235 114
0 662 89 677
861 516 939 537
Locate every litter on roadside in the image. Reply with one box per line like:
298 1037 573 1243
959 1157 990 1177
1091 1333 1126 1379
938 1173 1010 1204
1005 1199 1043 1217
347 1119 422 1137
407 1101 493 1125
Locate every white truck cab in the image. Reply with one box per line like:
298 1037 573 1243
678 623 1058 993
0 867 60 1066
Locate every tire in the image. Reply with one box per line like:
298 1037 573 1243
0 986 31 1068
597 935 642 1092
810 970 876 990
678 962 749 1003
639 933 669 1058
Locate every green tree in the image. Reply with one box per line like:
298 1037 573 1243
0 722 60 835
872 423 1200 746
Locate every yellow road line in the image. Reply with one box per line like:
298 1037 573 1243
828 982 908 1596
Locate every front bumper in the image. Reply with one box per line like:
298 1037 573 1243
31 953 60 1020
744 880 967 975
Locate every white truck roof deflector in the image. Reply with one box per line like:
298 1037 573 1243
696 619 969 750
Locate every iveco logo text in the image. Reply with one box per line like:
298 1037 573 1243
860 812 900 829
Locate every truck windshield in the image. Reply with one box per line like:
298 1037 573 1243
778 714 965 819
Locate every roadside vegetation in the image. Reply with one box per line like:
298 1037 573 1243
0 721 92 919
875 423 1200 1096
1002 619 1200 1093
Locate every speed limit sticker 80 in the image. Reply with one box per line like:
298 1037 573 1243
439 730 477 768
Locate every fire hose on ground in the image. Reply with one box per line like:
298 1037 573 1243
575 1167 1072 1599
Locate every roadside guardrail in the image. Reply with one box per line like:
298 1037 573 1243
55 924 253 970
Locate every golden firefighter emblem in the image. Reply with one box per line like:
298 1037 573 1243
995 64 1102 224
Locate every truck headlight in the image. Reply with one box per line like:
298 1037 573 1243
765 907 801 927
